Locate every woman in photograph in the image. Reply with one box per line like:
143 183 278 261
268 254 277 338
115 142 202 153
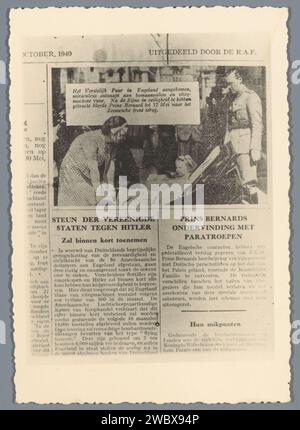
57 116 128 206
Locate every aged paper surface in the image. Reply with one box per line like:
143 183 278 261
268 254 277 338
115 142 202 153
9 6 290 403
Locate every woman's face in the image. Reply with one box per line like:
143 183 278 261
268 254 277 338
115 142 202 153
111 123 128 143
119 124 128 138
176 159 189 176
115 124 128 142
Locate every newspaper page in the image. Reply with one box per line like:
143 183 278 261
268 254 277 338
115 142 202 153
9 7 290 404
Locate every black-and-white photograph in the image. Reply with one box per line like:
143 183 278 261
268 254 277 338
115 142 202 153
52 65 267 206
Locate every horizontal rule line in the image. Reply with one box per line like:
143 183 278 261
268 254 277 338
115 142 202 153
181 309 247 313
22 59 264 65
24 102 45 105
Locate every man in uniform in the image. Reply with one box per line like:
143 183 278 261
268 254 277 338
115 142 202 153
224 67 263 204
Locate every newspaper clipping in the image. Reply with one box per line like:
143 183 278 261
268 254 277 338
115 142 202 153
9 7 290 403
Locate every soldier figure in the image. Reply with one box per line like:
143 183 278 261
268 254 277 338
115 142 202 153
224 68 263 204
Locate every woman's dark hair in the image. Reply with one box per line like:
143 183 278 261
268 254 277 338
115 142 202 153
102 116 127 136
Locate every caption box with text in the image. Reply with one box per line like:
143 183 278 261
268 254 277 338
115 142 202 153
66 82 200 126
